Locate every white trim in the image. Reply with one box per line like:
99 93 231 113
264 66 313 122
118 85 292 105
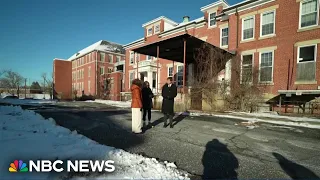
168 66 173 77
123 38 145 49
258 50 274 83
176 65 184 86
220 26 229 48
88 66 91 77
221 0 276 16
200 0 229 12
260 10 276 38
100 66 105 75
297 44 318 63
242 15 255 41
299 0 320 30
142 16 178 27
240 53 254 84
129 51 134 64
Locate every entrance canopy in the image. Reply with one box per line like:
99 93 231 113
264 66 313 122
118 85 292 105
132 33 234 63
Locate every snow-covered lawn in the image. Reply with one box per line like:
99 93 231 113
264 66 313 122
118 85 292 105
86 100 131 108
0 105 189 179
186 111 320 129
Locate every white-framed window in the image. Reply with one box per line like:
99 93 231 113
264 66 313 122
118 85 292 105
88 80 91 93
259 51 274 83
100 52 105 62
299 0 319 28
81 57 84 65
177 65 184 86
220 27 229 47
135 53 139 61
146 55 152 61
147 27 153 36
260 10 275 37
242 16 255 40
108 67 113 73
88 66 91 77
78 70 80 80
241 54 253 83
129 72 135 86
209 12 217 27
168 67 173 77
154 24 160 33
116 56 120 62
297 44 317 81
108 54 113 63
100 67 104 75
130 51 134 64
88 53 91 62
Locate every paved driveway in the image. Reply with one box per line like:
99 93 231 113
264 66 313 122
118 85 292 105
25 102 320 179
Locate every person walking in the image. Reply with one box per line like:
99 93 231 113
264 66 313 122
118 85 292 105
130 79 143 134
161 77 177 128
142 81 154 128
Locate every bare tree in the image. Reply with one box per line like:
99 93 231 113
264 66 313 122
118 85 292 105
41 72 54 99
224 55 265 112
0 70 24 96
190 43 232 111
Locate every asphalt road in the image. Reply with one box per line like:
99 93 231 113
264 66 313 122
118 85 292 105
22 101 320 179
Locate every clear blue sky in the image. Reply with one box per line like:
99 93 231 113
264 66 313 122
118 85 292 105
0 0 240 81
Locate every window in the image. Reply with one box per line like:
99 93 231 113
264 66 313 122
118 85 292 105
108 67 113 73
88 66 91 77
221 27 229 47
259 51 274 82
154 24 160 33
300 0 319 28
177 65 184 86
130 51 134 64
261 11 275 36
241 54 253 83
100 52 105 62
88 53 91 62
297 45 317 81
88 80 91 93
81 57 84 65
116 56 120 62
78 70 80 79
108 54 113 63
135 53 139 61
242 16 255 40
82 69 84 79
146 55 152 61
100 67 104 75
147 27 153 36
168 67 173 77
209 12 217 27
129 72 134 85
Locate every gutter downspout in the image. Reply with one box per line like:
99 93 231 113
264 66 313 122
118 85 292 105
236 8 239 48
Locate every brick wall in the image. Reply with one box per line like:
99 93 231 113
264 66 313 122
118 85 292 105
53 59 72 100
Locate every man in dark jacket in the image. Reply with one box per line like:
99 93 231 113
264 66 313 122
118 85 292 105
142 81 154 128
161 77 177 128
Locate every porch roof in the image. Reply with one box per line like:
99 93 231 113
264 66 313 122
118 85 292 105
132 33 235 63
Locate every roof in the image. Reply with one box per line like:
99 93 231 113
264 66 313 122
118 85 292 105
132 33 234 64
67 40 125 61
123 38 145 49
142 16 178 27
200 0 230 12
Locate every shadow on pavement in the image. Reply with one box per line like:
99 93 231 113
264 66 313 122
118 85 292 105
38 109 144 150
273 152 319 179
202 139 239 180
172 114 188 127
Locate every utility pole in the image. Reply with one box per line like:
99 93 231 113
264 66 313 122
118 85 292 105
24 78 27 99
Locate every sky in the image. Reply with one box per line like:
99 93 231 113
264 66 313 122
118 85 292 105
0 0 240 82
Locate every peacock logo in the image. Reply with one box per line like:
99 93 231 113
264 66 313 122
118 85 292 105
9 160 28 172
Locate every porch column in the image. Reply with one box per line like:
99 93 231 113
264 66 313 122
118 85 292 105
172 61 175 83
183 39 186 94
157 46 160 94
147 71 153 89
135 53 138 79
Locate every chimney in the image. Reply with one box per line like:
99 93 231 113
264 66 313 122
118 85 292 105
183 16 190 23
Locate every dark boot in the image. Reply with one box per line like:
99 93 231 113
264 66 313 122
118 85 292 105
169 115 173 128
163 114 168 128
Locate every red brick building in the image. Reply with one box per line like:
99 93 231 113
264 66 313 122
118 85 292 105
53 40 125 100
123 0 320 101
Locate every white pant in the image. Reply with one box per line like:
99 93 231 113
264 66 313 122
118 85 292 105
131 108 142 133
